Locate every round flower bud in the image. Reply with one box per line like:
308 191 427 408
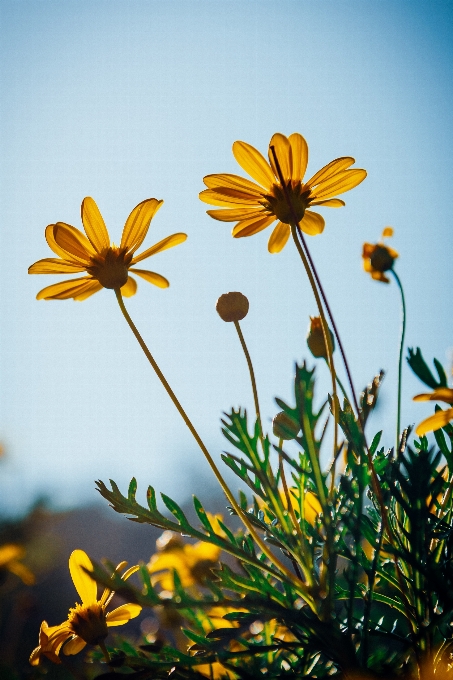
369 244 395 273
216 292 249 322
273 411 300 440
306 317 335 359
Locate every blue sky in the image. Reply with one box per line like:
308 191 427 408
1 0 452 515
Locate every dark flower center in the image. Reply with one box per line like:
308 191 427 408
87 247 132 289
262 182 311 224
370 245 395 273
68 602 108 645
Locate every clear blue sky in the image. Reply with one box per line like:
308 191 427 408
1 0 452 514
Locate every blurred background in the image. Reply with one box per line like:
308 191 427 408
0 0 452 675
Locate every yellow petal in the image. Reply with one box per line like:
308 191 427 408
232 141 275 188
106 603 142 626
120 198 163 253
53 224 95 263
299 210 325 236
288 133 309 183
268 133 292 182
45 224 86 264
232 214 275 238
416 408 453 437
121 564 140 581
81 197 110 253
62 636 86 656
204 173 263 196
382 226 394 238
306 157 355 188
310 169 367 200
8 560 35 585
73 280 103 301
0 544 25 566
129 268 169 288
414 388 453 404
131 233 187 265
69 550 97 605
28 258 86 275
199 189 260 207
120 276 137 297
206 207 264 223
309 199 345 208
268 222 290 253
36 277 98 301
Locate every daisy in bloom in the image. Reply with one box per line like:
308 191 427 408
362 227 398 283
30 549 141 665
413 388 453 437
199 132 366 253
28 197 187 300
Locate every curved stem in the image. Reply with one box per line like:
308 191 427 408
98 640 111 665
234 320 263 440
114 289 313 602
390 269 406 452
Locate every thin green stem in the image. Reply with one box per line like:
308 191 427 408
234 319 263 441
98 640 111 665
390 269 406 452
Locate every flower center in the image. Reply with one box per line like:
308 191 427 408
262 182 311 224
87 247 132 289
68 602 108 645
369 245 395 273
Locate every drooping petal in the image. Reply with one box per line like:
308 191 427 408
268 133 292 182
106 603 142 626
120 198 163 253
131 233 187 265
268 222 290 253
28 258 86 275
69 550 97 605
36 277 99 301
298 210 325 236
206 207 265 222
416 408 453 437
7 559 35 585
232 141 275 188
53 224 96 263
288 133 309 183
199 189 261 207
73 280 103 301
62 636 87 655
204 173 264 196
310 169 367 200
0 544 25 565
414 389 453 404
81 197 110 253
305 157 356 188
232 214 275 238
120 276 137 297
45 224 87 264
362 243 375 259
309 198 345 208
130 269 169 288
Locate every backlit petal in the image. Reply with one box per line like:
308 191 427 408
129 269 169 288
0 544 25 565
81 197 110 253
268 222 290 253
69 550 97 605
206 208 264 222
28 258 86 275
120 276 137 297
416 408 453 437
62 636 86 656
204 173 263 196
306 157 355 188
106 603 142 626
414 388 453 404
73 280 103 301
45 224 87 264
299 210 325 236
309 198 345 208
268 133 292 182
310 169 367 200
131 233 187 265
382 226 394 238
120 198 163 253
232 214 275 238
232 141 275 188
36 277 98 301
288 133 308 182
53 224 96 263
199 189 261 207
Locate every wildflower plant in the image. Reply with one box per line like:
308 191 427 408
28 132 453 679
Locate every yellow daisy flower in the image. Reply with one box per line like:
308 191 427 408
29 197 187 300
30 549 141 665
0 543 35 585
413 387 453 437
362 227 398 283
199 132 366 253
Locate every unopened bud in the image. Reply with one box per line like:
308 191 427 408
273 411 300 440
307 317 335 359
216 292 249 322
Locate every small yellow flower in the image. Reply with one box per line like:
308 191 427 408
0 544 35 585
30 549 141 665
413 387 453 437
199 132 366 253
29 197 187 300
362 227 398 283
148 532 221 591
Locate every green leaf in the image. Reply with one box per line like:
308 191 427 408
161 494 190 528
407 347 447 389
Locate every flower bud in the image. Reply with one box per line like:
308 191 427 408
216 292 249 322
273 411 300 440
369 244 395 273
306 317 335 359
